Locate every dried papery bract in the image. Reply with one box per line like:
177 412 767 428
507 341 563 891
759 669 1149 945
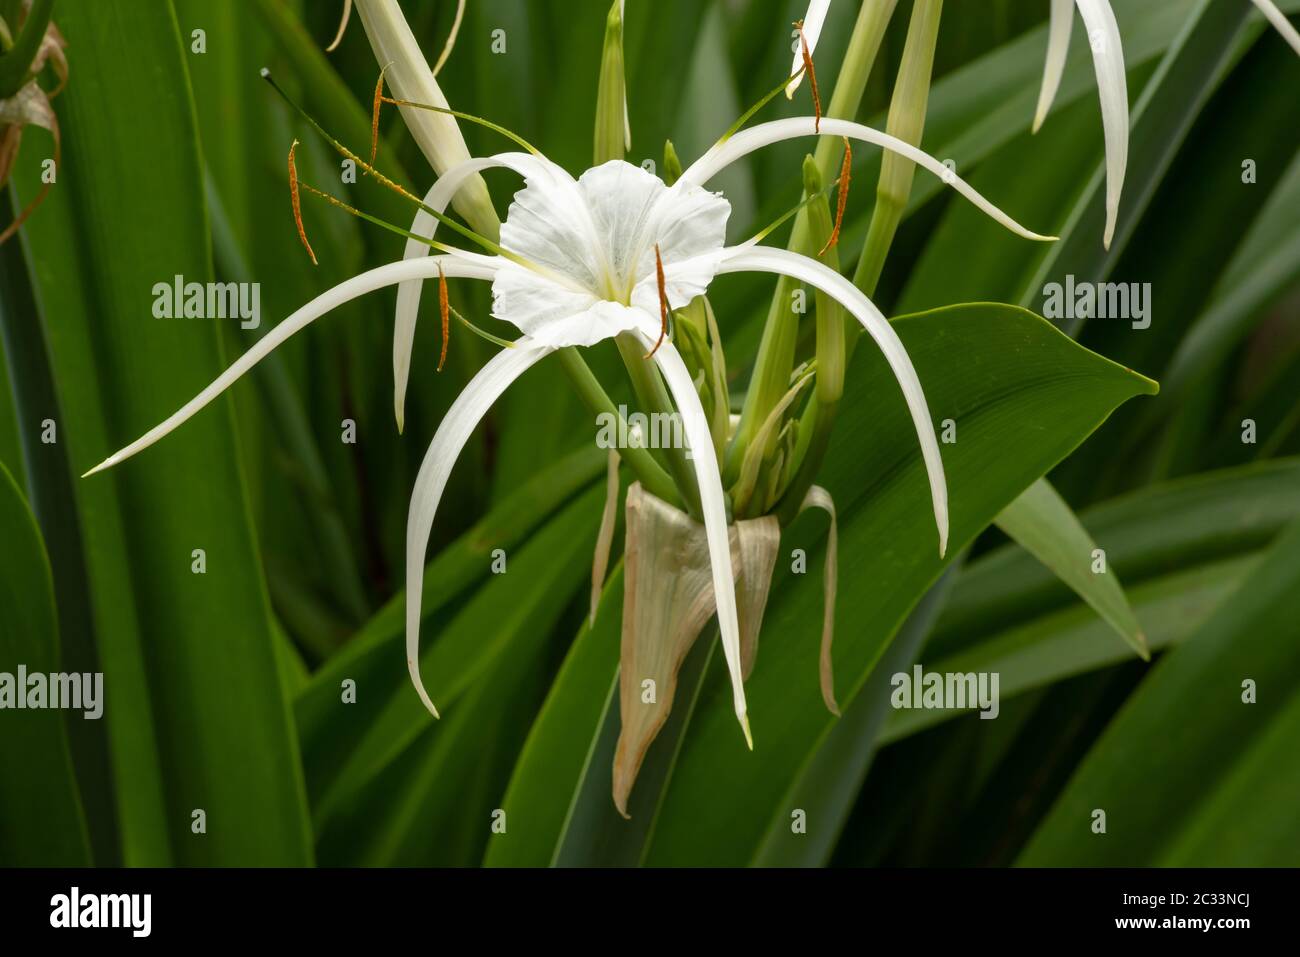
800 485 840 714
0 10 67 245
614 484 780 816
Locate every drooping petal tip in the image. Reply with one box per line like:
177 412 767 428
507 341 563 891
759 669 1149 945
741 713 754 750
1033 0 1074 135
406 658 441 719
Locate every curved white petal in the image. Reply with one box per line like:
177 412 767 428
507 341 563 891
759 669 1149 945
577 160 729 305
501 159 613 293
84 254 500 478
395 154 730 418
395 152 569 431
492 290 643 348
1033 0 1075 133
638 327 750 744
679 117 1056 242
1074 0 1128 250
405 339 553 718
1250 0 1300 56
786 0 833 98
715 245 948 557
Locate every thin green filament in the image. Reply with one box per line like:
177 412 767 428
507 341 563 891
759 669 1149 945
717 66 806 145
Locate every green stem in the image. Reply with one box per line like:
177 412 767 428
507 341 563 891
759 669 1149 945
730 0 899 485
775 162 845 525
853 0 944 296
779 0 942 524
614 335 702 517
556 347 683 510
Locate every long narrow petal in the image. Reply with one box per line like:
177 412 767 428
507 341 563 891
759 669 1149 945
786 0 833 97
1250 0 1300 56
1033 0 1075 133
83 255 500 478
642 332 751 746
405 339 553 718
395 152 565 430
1074 0 1128 249
716 245 948 556
678 117 1056 242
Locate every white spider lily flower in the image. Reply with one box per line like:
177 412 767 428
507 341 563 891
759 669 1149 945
352 0 496 234
1031 0 1128 249
787 0 832 98
1250 0 1300 56
390 120 1054 606
85 108 1051 747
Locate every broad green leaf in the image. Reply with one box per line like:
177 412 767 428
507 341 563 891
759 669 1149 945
0 212 117 860
994 478 1146 658
1134 147 1300 436
12 0 311 865
1018 517 1300 865
0 461 91 865
642 303 1152 865
935 458 1300 648
490 302 1154 866
551 627 717 867
0 335 21 482
484 569 624 867
899 462 1300 740
314 486 603 864
751 564 959 867
883 556 1253 743
296 446 603 812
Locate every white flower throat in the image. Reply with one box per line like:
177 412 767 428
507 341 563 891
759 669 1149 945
491 157 731 346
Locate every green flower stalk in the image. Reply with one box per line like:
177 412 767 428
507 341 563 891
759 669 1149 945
854 0 943 296
735 0 897 503
593 0 630 166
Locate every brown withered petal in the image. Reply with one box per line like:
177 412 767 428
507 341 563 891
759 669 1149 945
613 483 780 816
736 514 781 680
800 485 840 715
0 82 60 244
